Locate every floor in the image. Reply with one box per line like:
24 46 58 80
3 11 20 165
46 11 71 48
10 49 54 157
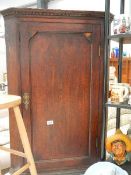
2 166 131 175
1 168 85 175
39 169 85 175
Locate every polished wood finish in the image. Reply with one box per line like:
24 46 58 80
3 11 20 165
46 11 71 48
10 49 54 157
1 8 105 173
110 57 131 85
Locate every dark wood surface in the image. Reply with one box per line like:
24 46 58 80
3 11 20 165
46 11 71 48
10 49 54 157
2 8 105 173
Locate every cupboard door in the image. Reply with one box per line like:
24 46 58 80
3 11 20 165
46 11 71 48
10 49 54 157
20 24 103 171
30 32 91 169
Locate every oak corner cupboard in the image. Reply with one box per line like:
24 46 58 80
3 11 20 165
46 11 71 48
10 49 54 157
1 8 105 173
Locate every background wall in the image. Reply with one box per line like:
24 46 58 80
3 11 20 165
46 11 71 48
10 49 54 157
48 0 105 11
48 0 131 14
0 15 6 84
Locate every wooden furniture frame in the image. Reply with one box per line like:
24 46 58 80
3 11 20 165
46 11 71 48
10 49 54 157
1 8 106 172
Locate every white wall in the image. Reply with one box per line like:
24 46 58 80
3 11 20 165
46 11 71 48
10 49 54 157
0 15 6 83
48 0 131 15
124 0 131 15
0 38 6 73
48 0 105 11
0 0 36 10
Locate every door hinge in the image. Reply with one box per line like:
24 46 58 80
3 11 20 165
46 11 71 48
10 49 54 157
19 32 21 42
22 92 30 110
96 137 98 149
99 45 101 57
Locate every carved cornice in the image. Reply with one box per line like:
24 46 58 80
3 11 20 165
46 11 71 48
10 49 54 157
0 8 106 19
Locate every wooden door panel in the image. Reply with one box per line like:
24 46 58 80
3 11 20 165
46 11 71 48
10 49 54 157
30 32 91 161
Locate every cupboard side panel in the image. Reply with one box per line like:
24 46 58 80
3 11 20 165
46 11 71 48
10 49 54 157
89 24 104 160
4 19 23 169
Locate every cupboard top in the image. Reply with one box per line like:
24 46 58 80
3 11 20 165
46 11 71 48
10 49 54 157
1 8 106 20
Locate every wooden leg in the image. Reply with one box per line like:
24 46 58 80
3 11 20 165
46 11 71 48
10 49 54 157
13 106 37 175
